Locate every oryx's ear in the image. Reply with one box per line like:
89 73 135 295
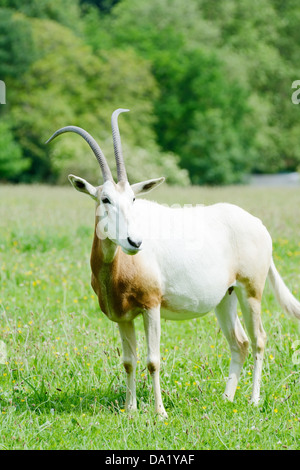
131 177 165 196
68 174 98 200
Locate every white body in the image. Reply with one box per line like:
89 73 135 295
132 200 271 321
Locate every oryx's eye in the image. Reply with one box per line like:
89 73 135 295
133 197 136 202
102 197 111 204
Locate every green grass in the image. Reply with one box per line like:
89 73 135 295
0 184 299 450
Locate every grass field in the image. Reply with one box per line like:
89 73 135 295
0 183 299 450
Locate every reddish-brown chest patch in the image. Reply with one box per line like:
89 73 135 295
90 234 161 321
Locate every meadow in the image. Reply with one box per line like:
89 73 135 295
0 183 299 450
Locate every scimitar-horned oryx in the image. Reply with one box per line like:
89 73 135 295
46 108 300 418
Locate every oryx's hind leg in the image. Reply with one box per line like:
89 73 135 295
215 289 249 402
236 287 267 405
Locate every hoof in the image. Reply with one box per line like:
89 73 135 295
156 407 168 419
222 392 234 402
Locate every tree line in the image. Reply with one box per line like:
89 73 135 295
0 0 299 185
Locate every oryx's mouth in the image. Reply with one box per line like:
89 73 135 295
121 245 142 256
121 236 142 255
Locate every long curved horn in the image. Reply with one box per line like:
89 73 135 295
111 108 129 182
46 126 113 182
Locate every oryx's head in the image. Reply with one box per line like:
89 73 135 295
46 109 164 255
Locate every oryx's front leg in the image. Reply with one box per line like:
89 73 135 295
118 321 137 412
143 306 167 418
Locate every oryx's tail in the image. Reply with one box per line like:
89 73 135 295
268 258 300 320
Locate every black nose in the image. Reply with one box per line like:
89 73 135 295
127 237 142 249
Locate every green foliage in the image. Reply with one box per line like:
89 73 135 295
1 0 300 184
152 48 256 184
5 16 188 184
196 0 300 174
0 8 35 80
88 0 258 183
0 120 29 180
0 0 81 29
80 0 120 14
87 0 300 181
